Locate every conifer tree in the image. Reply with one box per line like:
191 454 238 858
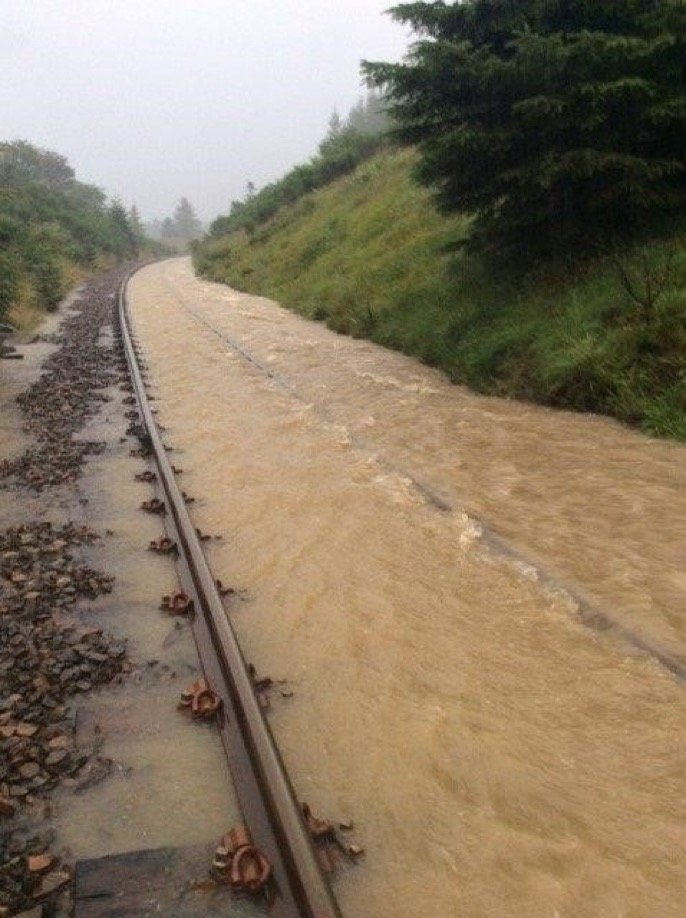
364 1 685 257
108 200 138 257
128 204 146 248
173 197 203 241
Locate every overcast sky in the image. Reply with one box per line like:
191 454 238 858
1 1 411 223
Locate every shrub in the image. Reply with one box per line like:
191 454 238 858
0 250 21 320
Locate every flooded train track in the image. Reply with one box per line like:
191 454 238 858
117 270 341 918
164 280 685 683
126 258 685 918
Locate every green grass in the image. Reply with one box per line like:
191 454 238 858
194 148 686 441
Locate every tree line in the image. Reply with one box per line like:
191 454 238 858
0 140 146 320
208 91 390 238
146 197 204 248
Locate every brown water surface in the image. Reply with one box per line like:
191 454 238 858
128 258 685 918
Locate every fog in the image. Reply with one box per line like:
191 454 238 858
2 1 410 222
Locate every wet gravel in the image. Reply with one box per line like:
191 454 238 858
0 266 134 917
0 272 125 492
0 523 129 915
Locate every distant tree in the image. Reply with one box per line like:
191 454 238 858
128 204 146 245
160 217 176 239
346 91 390 136
65 182 107 213
364 0 686 258
173 197 203 240
327 110 343 138
204 93 392 241
144 218 164 239
109 200 138 256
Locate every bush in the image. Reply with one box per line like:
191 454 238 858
0 140 143 321
0 250 21 321
33 258 63 311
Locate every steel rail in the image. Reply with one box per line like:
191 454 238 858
117 269 342 918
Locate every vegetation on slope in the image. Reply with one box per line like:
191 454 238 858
195 147 685 440
0 140 148 327
195 2 684 439
208 93 389 239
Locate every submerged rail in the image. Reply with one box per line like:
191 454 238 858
117 270 342 918
166 288 686 683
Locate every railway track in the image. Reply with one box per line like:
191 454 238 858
116 268 342 918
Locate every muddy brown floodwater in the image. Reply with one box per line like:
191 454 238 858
129 258 685 918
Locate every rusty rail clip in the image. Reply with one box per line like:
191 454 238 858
179 678 221 720
212 825 272 895
160 591 194 614
135 470 157 483
149 537 178 555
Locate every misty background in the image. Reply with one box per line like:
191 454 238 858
2 1 409 223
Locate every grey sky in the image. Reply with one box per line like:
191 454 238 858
2 1 410 223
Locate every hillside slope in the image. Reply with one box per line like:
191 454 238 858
0 141 142 329
195 148 685 440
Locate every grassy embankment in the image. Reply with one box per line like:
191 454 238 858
195 147 685 440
